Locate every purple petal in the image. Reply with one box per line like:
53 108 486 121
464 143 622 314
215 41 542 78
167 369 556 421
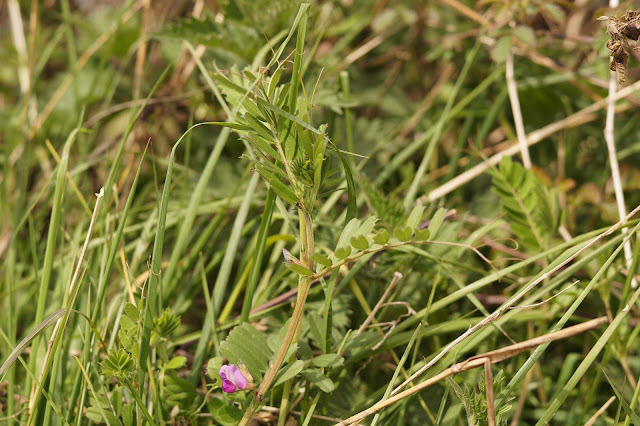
219 364 247 393
219 365 232 381
231 366 247 390
221 379 236 393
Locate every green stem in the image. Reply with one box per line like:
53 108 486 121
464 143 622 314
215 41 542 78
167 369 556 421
239 211 314 426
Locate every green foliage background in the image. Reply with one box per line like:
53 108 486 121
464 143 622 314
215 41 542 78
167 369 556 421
2 0 640 424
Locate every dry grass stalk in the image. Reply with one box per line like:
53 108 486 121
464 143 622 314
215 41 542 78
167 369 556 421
336 316 608 425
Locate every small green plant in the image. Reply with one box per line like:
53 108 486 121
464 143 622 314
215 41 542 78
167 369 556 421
449 370 513 426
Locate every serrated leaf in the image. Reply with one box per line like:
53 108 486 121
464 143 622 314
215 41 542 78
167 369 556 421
301 369 335 392
427 208 447 240
406 205 424 230
489 156 560 251
361 173 405 227
165 356 187 370
210 398 244 426
273 360 305 387
311 354 344 368
311 253 332 267
157 16 263 62
219 323 272 380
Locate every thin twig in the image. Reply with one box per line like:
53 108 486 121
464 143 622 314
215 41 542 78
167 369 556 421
506 50 531 168
484 358 496 426
507 280 580 309
425 79 640 202
584 396 616 426
335 317 608 425
357 272 403 334
603 10 636 287
390 204 640 397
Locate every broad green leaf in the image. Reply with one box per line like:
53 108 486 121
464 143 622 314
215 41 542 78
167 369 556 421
301 369 334 392
427 208 447 240
124 303 139 322
312 354 344 368
287 263 314 276
210 398 244 426
219 323 272 380
513 26 535 46
268 68 284 98
350 235 370 251
490 35 511 63
110 386 123 416
311 253 332 267
86 407 121 426
358 216 378 237
120 315 135 332
273 360 305 387
406 205 424 230
307 311 325 348
336 218 361 251
165 356 187 370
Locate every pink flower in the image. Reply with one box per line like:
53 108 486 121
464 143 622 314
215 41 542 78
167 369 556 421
219 364 247 393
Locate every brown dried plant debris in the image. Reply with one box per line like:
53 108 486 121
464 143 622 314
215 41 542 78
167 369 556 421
599 10 640 84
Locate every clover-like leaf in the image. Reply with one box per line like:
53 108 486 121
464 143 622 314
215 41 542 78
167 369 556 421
335 246 352 259
350 235 369 251
394 225 413 242
373 229 390 245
